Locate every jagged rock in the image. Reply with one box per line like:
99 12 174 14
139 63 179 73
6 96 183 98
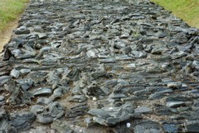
10 69 20 78
9 113 36 131
65 103 89 118
47 102 65 119
5 80 34 105
88 103 135 126
35 102 65 124
0 108 17 132
84 81 107 96
16 78 33 91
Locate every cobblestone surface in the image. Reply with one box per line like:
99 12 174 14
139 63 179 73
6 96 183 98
0 0 199 132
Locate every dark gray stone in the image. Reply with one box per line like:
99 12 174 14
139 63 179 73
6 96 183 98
0 76 10 86
186 123 199 132
134 120 163 133
0 96 5 102
88 109 111 119
69 95 87 103
47 102 65 119
34 88 52 96
16 79 33 91
36 98 52 105
134 107 152 114
15 29 30 35
65 103 89 118
88 103 135 126
31 105 45 114
163 123 178 133
10 69 20 78
9 113 36 131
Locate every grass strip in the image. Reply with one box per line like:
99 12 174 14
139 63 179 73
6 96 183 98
0 0 29 32
151 0 199 28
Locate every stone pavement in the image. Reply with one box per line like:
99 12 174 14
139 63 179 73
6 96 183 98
0 0 199 132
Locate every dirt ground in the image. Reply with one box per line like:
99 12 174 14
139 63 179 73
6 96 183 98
0 19 18 52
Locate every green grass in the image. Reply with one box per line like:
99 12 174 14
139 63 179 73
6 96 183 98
151 0 199 28
0 0 29 32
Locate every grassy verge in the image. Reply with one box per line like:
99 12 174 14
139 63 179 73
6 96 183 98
0 0 29 32
151 0 199 28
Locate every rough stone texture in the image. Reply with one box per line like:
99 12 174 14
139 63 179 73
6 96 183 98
0 0 199 132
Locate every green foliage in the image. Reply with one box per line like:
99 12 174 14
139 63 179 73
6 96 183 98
0 0 29 32
151 0 199 28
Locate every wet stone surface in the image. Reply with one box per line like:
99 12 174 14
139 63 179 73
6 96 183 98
0 0 199 132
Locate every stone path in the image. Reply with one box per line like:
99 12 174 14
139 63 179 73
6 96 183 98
0 0 199 132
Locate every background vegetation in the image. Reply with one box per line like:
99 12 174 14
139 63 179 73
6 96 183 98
0 0 198 32
0 0 29 32
151 0 199 28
